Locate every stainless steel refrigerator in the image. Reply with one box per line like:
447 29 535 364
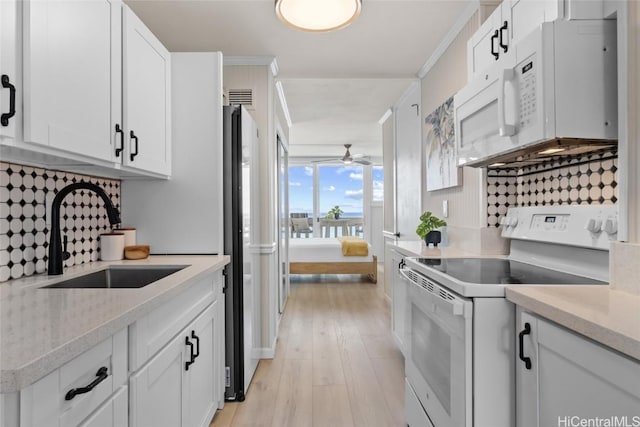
223 104 259 401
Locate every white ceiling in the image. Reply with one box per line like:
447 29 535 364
125 0 472 158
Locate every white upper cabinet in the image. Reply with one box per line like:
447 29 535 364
22 0 120 162
0 1 171 178
0 0 20 143
122 7 171 176
467 0 606 80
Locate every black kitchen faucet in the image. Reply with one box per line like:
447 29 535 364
47 182 121 275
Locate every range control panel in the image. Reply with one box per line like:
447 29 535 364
500 206 618 250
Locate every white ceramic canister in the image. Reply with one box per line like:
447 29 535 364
100 233 125 261
113 227 136 247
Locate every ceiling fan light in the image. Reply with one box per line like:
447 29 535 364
343 158 353 165
275 0 362 32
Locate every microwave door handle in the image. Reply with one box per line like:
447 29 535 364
498 68 516 137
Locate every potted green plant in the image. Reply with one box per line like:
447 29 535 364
326 205 344 219
416 211 447 247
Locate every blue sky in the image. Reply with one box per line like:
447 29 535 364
289 165 384 215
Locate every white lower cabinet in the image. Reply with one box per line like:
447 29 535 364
78 386 127 427
516 308 640 427
130 301 219 427
19 329 127 427
2 268 226 427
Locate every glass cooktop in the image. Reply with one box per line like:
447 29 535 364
414 258 606 285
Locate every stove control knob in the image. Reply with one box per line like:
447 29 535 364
603 219 618 235
585 219 602 233
499 216 508 226
509 217 519 227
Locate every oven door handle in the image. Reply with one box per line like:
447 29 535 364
399 267 466 317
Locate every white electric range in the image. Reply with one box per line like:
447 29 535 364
401 205 617 427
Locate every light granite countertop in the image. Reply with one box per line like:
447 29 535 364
506 286 640 361
0 255 230 393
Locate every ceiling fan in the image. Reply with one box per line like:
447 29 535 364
312 144 371 165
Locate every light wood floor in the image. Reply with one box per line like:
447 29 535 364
210 271 405 427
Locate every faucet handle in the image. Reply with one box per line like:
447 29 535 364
63 235 71 261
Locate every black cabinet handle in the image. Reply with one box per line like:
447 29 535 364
499 21 509 53
191 330 200 359
65 367 109 401
115 124 124 157
1 74 16 127
491 29 500 60
129 130 139 162
518 322 532 370
185 336 195 371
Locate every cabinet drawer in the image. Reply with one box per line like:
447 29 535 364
20 329 127 427
129 273 220 371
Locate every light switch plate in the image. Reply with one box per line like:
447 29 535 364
443 200 449 218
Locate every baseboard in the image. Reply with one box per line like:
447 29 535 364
254 336 278 359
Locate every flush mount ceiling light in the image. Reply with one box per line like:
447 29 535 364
275 0 362 32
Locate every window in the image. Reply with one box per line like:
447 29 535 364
288 165 314 217
318 165 363 218
372 166 384 202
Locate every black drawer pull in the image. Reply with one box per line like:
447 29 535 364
65 367 109 401
191 330 200 359
115 124 124 157
1 74 16 127
518 322 532 370
491 29 500 60
130 130 139 161
185 336 195 371
499 20 509 53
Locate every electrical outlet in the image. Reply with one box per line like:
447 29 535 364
443 200 449 218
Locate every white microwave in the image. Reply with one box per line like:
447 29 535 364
454 20 617 167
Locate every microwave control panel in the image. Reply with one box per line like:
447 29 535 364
518 54 537 130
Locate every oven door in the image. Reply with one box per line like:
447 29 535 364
401 267 473 427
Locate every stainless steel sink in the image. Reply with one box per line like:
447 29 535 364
44 265 188 289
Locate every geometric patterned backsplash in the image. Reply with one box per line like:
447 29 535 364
0 162 121 282
486 150 618 227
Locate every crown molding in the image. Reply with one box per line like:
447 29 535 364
224 55 276 67
393 80 420 110
416 0 480 79
275 81 293 128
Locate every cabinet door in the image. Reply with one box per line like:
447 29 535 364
122 6 171 176
535 316 640 426
78 386 127 427
516 309 640 427
505 0 560 47
22 0 119 161
467 7 502 79
129 330 187 427
0 0 19 143
184 302 218 427
515 310 538 427
390 250 406 354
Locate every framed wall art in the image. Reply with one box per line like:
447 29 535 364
424 96 461 191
